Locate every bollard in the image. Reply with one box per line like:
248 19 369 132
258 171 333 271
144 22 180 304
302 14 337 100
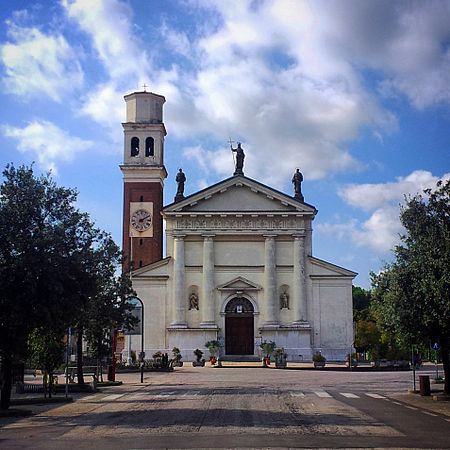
419 375 430 396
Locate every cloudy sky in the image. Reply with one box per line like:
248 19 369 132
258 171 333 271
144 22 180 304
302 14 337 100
1 0 449 288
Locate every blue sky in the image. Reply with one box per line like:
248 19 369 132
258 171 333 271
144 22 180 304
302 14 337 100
1 0 449 288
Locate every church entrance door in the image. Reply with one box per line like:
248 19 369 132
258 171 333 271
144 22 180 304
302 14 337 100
224 298 254 355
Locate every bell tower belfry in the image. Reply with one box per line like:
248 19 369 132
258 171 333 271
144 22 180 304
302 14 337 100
120 91 167 272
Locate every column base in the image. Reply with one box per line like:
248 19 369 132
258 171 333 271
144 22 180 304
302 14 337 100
199 322 219 329
291 320 310 328
168 322 188 329
261 321 279 329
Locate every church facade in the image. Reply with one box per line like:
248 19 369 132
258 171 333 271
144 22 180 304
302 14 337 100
121 91 356 362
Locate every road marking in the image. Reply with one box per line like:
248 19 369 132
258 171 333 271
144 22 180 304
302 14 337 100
79 395 102 402
340 392 359 398
290 392 305 398
365 393 385 399
404 405 418 410
102 394 124 401
156 391 177 397
422 411 437 417
391 401 402 405
445 418 450 423
314 391 332 398
182 391 200 397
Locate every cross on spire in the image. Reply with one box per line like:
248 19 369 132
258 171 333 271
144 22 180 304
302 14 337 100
142 83 148 92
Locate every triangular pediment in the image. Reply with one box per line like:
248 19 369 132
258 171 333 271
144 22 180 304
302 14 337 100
217 276 262 291
309 256 358 278
164 175 317 216
131 257 171 278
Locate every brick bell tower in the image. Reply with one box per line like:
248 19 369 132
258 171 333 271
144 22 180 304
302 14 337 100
120 91 167 273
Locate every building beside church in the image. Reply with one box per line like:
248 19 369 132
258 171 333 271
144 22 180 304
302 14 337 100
121 90 356 362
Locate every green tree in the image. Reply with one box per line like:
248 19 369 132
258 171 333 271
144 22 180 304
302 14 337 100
352 286 372 320
371 179 450 394
0 165 90 409
354 320 381 358
28 328 65 398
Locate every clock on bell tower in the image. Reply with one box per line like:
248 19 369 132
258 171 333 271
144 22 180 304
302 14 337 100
120 91 167 272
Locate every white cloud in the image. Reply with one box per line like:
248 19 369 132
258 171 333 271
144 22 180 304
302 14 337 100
0 24 84 101
319 170 450 252
339 170 450 212
2 120 93 172
62 0 150 82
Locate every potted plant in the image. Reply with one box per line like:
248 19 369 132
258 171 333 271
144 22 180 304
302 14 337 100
312 351 326 368
274 348 287 368
172 347 183 367
346 352 357 368
205 340 221 365
260 340 276 367
192 348 205 367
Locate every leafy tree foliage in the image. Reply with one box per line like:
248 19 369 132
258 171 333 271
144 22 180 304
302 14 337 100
28 328 66 398
352 286 372 321
0 165 88 408
0 165 134 408
371 180 450 394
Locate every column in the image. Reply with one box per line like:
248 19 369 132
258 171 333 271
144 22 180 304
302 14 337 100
263 235 278 326
201 235 216 327
171 235 187 327
292 234 308 324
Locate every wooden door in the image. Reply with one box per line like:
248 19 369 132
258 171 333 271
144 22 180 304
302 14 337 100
225 316 254 355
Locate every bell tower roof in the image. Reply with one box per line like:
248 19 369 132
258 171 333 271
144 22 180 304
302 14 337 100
124 91 166 124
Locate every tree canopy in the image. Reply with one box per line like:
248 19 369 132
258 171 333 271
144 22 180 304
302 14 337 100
0 164 134 408
371 179 450 394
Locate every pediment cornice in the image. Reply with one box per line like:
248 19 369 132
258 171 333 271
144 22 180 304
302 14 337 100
217 276 263 291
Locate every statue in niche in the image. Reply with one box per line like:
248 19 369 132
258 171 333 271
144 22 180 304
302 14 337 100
189 292 199 310
292 168 304 202
231 142 245 175
280 291 290 310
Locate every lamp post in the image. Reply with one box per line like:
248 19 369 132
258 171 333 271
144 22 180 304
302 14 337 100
126 296 145 383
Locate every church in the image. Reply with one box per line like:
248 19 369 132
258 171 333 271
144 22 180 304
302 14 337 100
120 90 356 362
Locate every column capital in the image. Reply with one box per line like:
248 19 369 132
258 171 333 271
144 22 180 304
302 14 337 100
173 234 186 240
262 234 277 239
201 234 216 240
292 233 305 239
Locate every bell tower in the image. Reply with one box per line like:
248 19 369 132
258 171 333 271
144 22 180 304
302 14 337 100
120 91 167 272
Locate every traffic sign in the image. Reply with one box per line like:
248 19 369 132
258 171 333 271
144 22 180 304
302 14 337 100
431 342 441 350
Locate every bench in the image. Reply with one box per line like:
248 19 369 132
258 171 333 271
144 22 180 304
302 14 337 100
65 366 98 383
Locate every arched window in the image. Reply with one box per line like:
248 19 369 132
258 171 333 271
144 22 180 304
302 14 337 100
145 137 154 157
131 137 139 157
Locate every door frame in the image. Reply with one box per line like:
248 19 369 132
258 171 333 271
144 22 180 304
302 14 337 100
220 293 260 355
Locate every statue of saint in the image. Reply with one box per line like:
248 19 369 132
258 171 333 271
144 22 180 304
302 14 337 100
280 292 289 310
189 292 199 310
292 168 304 202
231 142 245 175
176 168 186 195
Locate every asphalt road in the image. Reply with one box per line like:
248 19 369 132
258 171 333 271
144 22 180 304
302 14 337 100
1 367 449 449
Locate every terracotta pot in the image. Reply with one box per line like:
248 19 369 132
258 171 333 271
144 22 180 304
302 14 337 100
210 356 217 365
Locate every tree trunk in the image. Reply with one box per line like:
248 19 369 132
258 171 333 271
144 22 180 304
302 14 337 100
0 354 12 410
441 344 449 395
76 325 85 385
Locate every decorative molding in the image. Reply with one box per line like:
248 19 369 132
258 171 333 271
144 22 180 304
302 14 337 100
174 216 305 231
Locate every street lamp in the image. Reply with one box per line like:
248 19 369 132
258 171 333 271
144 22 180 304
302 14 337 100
126 296 145 383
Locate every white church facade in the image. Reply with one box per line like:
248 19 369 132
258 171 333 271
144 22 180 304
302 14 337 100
121 90 356 362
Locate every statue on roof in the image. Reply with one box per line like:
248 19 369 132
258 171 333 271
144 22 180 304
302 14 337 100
231 142 245 176
174 168 186 202
292 168 304 202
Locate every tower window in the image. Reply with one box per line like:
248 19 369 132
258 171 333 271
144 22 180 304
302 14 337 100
145 137 154 157
140 239 143 246
131 137 139 157
139 260 143 268
140 195 144 202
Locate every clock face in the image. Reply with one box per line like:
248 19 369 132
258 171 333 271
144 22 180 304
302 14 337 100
131 209 152 231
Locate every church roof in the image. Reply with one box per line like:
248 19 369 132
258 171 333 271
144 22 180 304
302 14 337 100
164 174 317 215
